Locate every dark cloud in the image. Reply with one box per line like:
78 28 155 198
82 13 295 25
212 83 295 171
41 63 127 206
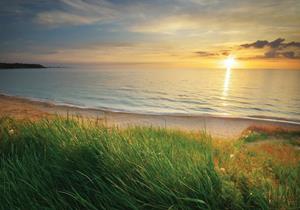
242 50 300 60
240 38 300 60
194 51 217 57
285 42 300 48
194 38 300 60
264 50 277 58
269 38 285 48
221 51 230 56
281 51 296 59
194 50 232 57
241 38 300 49
241 40 269 48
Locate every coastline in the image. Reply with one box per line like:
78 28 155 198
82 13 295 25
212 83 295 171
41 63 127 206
1 93 300 138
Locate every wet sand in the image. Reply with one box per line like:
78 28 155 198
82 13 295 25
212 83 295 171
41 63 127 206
1 94 299 138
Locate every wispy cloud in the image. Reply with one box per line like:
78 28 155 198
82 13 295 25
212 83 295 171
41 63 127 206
194 50 230 57
129 0 300 36
194 51 218 57
36 0 117 26
32 0 300 36
37 11 100 26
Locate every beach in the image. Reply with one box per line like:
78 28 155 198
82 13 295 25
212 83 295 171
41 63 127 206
1 94 299 138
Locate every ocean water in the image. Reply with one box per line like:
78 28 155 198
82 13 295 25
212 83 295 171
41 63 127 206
0 67 300 122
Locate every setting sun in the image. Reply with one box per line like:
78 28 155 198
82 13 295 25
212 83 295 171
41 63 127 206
224 56 236 69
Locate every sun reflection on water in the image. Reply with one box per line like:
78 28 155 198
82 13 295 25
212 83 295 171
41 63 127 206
223 67 231 98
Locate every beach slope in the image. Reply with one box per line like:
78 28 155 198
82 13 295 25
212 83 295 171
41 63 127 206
1 94 299 138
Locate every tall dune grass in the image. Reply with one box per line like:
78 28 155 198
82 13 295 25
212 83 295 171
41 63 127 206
0 117 299 209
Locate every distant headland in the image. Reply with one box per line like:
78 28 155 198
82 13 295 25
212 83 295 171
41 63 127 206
0 63 46 69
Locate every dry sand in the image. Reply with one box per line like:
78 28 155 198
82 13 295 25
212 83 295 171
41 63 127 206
1 94 299 139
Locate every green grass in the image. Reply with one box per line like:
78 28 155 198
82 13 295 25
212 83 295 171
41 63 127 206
0 117 299 209
240 126 300 144
240 131 269 143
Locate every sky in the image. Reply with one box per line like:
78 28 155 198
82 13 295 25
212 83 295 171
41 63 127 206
1 0 300 69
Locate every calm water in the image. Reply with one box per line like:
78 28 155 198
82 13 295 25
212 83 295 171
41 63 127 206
0 67 300 121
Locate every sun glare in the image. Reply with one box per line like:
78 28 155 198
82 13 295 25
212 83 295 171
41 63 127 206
224 56 236 69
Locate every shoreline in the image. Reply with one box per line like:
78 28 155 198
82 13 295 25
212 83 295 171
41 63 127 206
1 93 300 138
1 92 300 125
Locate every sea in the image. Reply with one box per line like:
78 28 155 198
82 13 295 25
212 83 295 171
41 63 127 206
0 67 299 122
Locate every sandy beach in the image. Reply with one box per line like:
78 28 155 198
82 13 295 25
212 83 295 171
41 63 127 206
1 94 300 138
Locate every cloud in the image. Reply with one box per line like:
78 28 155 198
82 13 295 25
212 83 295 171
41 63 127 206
285 42 300 48
269 38 285 48
264 50 299 59
240 40 268 48
240 38 285 49
193 48 235 60
193 38 300 60
239 50 300 60
31 0 300 36
239 38 300 60
129 0 300 36
36 0 117 26
194 50 231 57
129 15 202 34
240 38 300 49
194 51 218 57
264 50 277 58
37 11 100 26
281 51 296 58
221 51 230 56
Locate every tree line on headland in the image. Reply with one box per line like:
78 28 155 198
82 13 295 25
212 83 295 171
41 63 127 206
0 63 46 69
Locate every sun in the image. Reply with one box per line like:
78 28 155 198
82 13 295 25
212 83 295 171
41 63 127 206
224 56 236 69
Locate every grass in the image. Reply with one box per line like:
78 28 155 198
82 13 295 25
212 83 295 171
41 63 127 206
0 116 299 209
240 125 300 144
